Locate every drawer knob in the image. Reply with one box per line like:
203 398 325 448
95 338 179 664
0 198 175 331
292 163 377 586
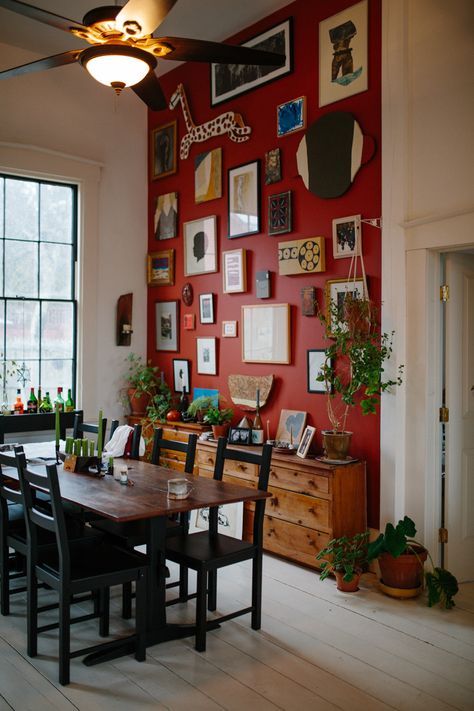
238 464 247 471
207 457 213 464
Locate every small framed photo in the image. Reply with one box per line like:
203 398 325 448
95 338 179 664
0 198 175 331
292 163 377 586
228 427 252 445
147 250 174 286
195 147 222 203
326 277 366 335
301 286 317 316
199 293 215 324
268 190 292 235
332 215 361 259
150 121 177 180
223 248 247 294
197 337 217 375
183 216 217 276
155 300 179 351
297 426 316 459
173 359 190 393
222 320 237 338
307 349 332 393
154 192 177 240
183 313 195 330
277 96 306 137
228 160 260 238
265 147 281 185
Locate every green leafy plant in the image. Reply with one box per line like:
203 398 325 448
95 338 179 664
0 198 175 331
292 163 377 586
203 406 234 426
124 353 162 398
368 516 459 609
146 383 173 423
316 531 369 583
185 395 216 420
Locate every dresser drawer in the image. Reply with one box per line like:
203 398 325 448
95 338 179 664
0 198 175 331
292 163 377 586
162 426 192 443
266 487 330 531
197 448 257 482
269 464 330 497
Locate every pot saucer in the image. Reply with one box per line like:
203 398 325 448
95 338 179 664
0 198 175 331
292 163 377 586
315 455 359 465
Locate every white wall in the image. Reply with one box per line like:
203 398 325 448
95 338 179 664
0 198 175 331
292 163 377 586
0 42 148 423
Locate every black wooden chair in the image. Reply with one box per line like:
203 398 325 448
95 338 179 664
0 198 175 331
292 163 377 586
16 451 148 686
72 413 108 448
165 437 273 652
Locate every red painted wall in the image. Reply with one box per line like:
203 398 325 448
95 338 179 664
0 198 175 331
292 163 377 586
147 0 382 526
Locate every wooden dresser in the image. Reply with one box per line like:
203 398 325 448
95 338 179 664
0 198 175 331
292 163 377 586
196 440 367 570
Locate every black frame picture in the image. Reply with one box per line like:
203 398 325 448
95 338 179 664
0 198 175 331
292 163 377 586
150 121 177 180
228 427 253 445
173 358 191 393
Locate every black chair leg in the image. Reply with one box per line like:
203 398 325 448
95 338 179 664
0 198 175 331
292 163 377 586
0 537 9 616
58 590 71 686
99 587 110 637
195 569 208 652
178 565 188 601
26 560 38 657
122 581 132 619
207 570 217 611
251 553 263 630
135 570 147 662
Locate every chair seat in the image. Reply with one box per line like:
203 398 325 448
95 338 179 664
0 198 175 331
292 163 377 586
166 531 256 569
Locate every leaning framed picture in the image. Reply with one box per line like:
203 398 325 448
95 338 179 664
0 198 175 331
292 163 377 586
223 248 247 294
242 303 290 364
183 215 217 276
199 293 215 324
297 426 316 459
277 96 306 137
228 161 260 238
332 215 362 259
268 190 292 235
189 502 243 538
154 192 177 240
210 18 292 106
307 349 332 393
173 358 190 393
197 337 217 375
325 277 366 335
155 300 179 352
147 250 174 286
150 121 177 180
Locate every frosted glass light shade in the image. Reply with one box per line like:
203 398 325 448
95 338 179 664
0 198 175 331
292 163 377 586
80 45 157 88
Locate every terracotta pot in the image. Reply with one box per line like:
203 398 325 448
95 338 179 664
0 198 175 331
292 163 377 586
379 546 428 590
212 423 230 439
127 388 150 416
335 571 361 592
321 430 352 460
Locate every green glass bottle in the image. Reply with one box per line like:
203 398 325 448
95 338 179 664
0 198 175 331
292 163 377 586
55 387 65 412
40 391 53 413
26 387 38 414
65 388 75 412
37 386 42 411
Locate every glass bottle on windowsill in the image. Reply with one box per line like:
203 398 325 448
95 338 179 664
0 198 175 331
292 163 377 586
39 391 53 413
65 388 74 412
13 389 24 415
55 387 65 412
27 387 38 414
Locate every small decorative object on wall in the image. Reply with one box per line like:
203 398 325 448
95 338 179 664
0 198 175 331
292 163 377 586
278 237 325 275
333 215 361 259
222 321 237 338
173 359 190 393
199 293 215 324
228 427 253 445
276 409 307 445
242 303 290 364
183 215 217 276
195 147 222 203
265 147 282 184
307 349 331 393
296 112 375 199
147 249 175 286
319 0 368 108
256 270 271 299
151 121 177 180
297 425 316 458
228 374 274 410
181 282 194 306
169 83 251 160
154 191 177 240
155 300 179 352
301 286 317 316
228 160 260 238
116 293 133 346
183 313 195 330
326 277 366 335
223 248 247 294
210 19 292 106
277 96 306 137
197 337 217 375
268 190 292 235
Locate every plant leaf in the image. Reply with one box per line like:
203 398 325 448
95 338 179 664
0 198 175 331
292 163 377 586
425 568 459 609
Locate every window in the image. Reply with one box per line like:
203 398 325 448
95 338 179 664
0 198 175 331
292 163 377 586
0 174 77 409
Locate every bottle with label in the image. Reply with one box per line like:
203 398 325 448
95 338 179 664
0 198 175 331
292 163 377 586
55 387 65 412
13 389 24 415
65 388 75 412
26 387 38 414
252 389 264 444
37 386 42 412
39 391 53 413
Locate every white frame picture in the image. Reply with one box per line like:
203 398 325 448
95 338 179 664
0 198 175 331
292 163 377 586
242 303 290 364
197 337 217 375
332 215 361 259
183 216 217 276
222 320 237 338
223 248 247 294
228 161 260 238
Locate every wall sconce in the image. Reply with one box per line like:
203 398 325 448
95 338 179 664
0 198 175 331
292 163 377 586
117 293 133 346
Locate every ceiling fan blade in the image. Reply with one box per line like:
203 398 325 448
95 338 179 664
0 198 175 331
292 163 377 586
0 49 82 80
131 71 167 111
116 0 177 38
154 36 285 66
0 0 86 33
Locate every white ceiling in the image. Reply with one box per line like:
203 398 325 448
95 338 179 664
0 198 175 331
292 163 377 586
0 0 292 76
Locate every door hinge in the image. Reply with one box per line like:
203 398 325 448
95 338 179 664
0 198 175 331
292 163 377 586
439 406 449 423
440 284 449 302
439 527 448 544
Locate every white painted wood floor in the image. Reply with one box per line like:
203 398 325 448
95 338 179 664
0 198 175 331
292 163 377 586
0 556 473 710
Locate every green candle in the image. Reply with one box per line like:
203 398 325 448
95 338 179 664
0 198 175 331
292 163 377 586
97 409 103 459
89 440 95 456
55 402 60 447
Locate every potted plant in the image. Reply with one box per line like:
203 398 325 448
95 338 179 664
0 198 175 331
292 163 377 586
203 405 234 438
184 395 215 423
316 531 369 592
317 297 403 459
368 516 459 608
122 353 162 415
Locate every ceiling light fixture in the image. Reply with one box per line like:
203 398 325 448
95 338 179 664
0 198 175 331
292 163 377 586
80 45 157 94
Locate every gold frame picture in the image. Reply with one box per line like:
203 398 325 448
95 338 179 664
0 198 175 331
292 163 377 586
147 250 174 286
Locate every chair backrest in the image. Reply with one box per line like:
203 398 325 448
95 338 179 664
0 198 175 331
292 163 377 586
0 450 24 534
151 427 198 474
128 423 142 459
72 414 107 448
109 419 119 441
0 410 83 445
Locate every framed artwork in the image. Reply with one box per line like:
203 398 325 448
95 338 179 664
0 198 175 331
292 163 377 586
150 121 177 180
154 192 177 240
197 337 217 375
228 160 260 238
173 358 190 393
278 237 325 276
193 387 219 405
307 349 332 393
223 248 247 294
199 293 215 324
332 215 362 259
277 96 306 137
222 320 237 338
297 426 316 459
183 215 217 276
325 277 366 335
155 300 179 351
183 313 195 330
268 190 292 235
195 147 222 203
275 409 307 445
210 19 292 106
189 502 243 538
242 303 290 364
319 0 368 108
228 427 252 445
301 286 317 316
265 147 281 184
147 250 174 286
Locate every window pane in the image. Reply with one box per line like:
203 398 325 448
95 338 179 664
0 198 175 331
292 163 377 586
41 359 73 396
0 177 4 237
5 178 38 240
41 302 74 359
40 243 73 299
5 240 38 298
6 300 40 360
40 183 73 244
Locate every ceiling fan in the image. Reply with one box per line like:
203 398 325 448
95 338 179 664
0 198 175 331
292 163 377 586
0 0 285 110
